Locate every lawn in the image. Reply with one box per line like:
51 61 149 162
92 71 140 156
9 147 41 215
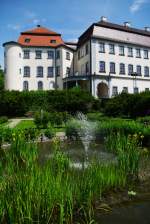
14 120 36 129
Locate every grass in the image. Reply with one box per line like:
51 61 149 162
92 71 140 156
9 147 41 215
15 120 65 132
14 120 36 129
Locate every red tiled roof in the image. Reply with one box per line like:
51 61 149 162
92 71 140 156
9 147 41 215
21 26 60 35
18 26 64 47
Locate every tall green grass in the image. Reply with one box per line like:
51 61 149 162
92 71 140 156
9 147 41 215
105 133 142 177
0 135 129 223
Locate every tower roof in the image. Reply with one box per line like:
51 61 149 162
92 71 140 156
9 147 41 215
21 25 61 36
18 25 64 47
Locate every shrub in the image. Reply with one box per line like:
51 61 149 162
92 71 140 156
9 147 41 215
23 128 39 141
104 92 150 118
65 119 81 140
34 110 50 129
44 127 55 139
0 89 99 117
0 116 8 124
49 111 71 126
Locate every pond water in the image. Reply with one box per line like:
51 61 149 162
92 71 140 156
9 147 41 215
38 140 150 223
38 139 116 166
96 199 150 224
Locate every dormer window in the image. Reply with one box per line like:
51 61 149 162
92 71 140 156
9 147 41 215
50 40 56 43
24 38 30 43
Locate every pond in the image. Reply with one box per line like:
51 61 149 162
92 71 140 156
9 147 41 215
38 140 150 223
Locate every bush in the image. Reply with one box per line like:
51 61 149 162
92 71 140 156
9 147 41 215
44 127 55 139
23 128 39 141
0 89 99 117
0 116 8 124
34 111 50 129
104 92 150 118
65 119 81 140
49 112 71 126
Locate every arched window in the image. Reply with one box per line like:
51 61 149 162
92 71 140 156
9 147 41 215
49 81 55 90
23 81 29 91
38 81 43 90
24 66 30 77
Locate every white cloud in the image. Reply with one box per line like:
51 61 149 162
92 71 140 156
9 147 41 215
130 0 148 13
7 24 21 30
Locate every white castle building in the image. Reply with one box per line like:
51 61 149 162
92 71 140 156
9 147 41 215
3 17 150 98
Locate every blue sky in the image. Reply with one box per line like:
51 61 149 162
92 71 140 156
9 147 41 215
0 0 150 67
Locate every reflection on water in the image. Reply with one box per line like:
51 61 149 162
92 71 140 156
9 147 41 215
37 140 116 165
96 200 150 224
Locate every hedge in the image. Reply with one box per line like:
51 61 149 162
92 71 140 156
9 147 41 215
0 89 99 117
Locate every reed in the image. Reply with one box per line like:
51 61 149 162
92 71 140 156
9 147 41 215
0 134 138 223
105 132 142 177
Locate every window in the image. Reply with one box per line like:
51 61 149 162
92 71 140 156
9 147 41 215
136 49 141 58
119 46 125 56
85 44 89 55
81 64 84 75
112 86 118 96
109 44 115 54
145 88 149 92
56 66 60 76
19 53 21 58
38 81 43 90
47 51 54 59
120 63 125 74
85 62 89 74
50 39 56 43
144 66 149 77
19 68 21 74
47 67 54 77
66 52 70 60
128 64 133 75
23 81 29 91
136 65 141 76
56 50 60 59
23 50 30 59
99 42 105 53
35 50 42 59
24 38 30 43
66 67 70 76
110 62 115 74
37 66 43 77
122 87 128 93
134 87 139 93
24 66 30 77
144 50 149 59
99 61 105 72
128 47 133 57
78 51 80 60
80 47 84 57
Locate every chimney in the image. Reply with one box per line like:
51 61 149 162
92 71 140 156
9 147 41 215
145 27 150 32
124 22 131 28
101 16 107 22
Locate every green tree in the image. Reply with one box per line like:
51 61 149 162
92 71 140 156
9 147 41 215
0 65 4 90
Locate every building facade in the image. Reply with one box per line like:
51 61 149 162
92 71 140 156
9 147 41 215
3 17 150 97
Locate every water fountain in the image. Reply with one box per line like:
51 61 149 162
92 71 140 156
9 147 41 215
77 112 97 161
69 112 97 169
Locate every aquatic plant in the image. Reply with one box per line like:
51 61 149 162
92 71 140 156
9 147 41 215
105 132 142 177
0 135 127 223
